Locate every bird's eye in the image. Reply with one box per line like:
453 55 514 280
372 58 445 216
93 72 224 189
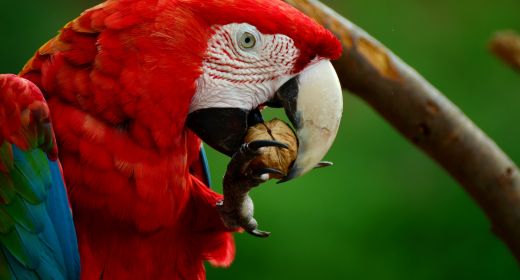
239 32 256 50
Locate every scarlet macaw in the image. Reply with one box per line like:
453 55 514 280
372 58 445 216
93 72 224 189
0 0 343 278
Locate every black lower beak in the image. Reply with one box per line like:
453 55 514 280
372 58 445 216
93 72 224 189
186 108 264 156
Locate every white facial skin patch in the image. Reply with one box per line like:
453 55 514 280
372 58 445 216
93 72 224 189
190 23 300 112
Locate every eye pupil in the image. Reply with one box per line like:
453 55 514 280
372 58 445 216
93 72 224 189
240 32 256 49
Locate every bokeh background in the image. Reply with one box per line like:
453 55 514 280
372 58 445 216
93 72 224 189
2 0 520 279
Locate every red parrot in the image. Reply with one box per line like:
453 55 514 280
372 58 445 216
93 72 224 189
0 0 343 278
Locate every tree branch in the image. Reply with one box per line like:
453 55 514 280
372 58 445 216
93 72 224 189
286 0 520 262
490 30 520 73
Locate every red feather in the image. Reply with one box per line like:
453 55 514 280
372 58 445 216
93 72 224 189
16 0 341 278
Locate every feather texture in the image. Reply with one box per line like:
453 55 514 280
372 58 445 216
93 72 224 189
0 74 79 279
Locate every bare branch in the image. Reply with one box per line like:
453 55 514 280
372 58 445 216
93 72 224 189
490 30 520 72
286 0 520 262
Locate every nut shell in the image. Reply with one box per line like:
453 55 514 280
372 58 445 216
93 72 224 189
244 119 298 179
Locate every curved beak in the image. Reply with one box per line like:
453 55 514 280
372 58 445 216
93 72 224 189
275 60 343 182
186 59 343 181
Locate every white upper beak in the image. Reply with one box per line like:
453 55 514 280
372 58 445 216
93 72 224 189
282 59 343 181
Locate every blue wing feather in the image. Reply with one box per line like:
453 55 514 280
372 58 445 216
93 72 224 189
47 160 80 279
200 145 212 188
0 146 80 279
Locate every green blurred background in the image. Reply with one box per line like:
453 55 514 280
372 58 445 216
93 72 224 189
2 0 520 279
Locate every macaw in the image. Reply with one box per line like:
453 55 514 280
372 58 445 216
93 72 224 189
0 0 343 279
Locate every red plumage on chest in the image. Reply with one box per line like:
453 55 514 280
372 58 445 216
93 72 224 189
20 1 233 278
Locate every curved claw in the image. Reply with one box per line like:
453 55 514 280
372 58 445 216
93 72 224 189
314 161 334 169
254 168 285 178
252 168 286 184
247 140 289 151
247 229 271 238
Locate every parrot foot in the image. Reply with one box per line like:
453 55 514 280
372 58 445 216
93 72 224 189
217 140 287 238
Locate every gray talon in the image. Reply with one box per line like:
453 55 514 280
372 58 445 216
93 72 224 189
247 229 271 238
247 140 289 151
254 168 285 178
314 161 333 169
219 140 284 239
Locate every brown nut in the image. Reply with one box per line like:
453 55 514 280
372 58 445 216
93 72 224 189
244 119 298 179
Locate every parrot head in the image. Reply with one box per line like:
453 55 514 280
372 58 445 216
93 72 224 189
181 0 343 181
